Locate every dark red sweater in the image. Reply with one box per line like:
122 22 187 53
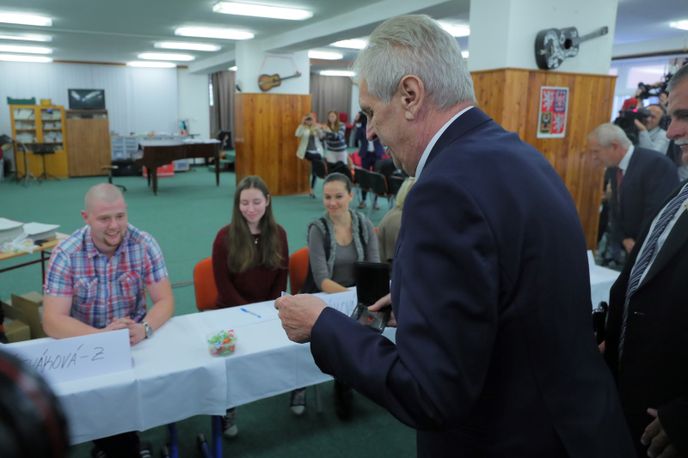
211 225 289 308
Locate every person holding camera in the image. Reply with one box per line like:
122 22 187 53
295 114 325 198
634 103 671 155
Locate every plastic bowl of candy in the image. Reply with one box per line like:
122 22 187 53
207 329 237 356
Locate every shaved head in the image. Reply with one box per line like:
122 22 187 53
84 184 125 212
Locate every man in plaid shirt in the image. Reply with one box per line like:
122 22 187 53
43 183 174 457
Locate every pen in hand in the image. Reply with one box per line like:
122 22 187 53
240 307 262 319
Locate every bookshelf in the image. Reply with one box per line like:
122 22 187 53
9 104 69 178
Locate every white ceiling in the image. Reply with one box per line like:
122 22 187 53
0 0 684 72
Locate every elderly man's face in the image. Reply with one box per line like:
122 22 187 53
667 78 688 156
587 137 620 167
359 79 416 175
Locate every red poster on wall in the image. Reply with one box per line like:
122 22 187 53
537 86 569 139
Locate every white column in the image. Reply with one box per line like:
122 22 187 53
468 0 618 74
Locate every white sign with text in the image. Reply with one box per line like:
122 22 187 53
3 329 132 384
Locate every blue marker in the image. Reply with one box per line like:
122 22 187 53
240 307 262 319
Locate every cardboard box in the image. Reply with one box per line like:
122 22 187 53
1 299 31 342
4 318 31 342
10 292 46 339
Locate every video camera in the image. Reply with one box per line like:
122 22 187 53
613 107 651 145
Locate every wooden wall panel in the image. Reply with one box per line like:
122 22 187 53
472 68 616 248
234 93 311 196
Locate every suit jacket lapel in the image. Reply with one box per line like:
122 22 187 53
640 210 688 288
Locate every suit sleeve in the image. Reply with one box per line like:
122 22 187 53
212 228 247 307
311 177 499 429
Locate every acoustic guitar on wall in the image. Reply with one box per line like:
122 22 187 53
258 71 302 92
534 26 608 70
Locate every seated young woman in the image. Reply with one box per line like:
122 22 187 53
211 175 289 435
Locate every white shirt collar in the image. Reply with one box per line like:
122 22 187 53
414 106 474 178
618 144 634 174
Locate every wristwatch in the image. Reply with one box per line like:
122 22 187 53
143 321 153 339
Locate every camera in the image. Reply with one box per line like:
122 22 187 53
613 107 651 145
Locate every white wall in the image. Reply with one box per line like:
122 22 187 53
469 0 618 74
177 68 211 138
0 62 178 137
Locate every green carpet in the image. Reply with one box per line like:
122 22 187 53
0 168 412 457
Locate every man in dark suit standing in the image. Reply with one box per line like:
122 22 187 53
276 15 633 457
588 123 677 260
604 64 688 458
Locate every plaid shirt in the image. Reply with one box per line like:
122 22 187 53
44 224 168 329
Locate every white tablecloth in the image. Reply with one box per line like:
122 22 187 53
50 261 619 444
54 298 340 444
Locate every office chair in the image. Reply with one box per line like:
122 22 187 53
287 247 323 413
191 256 221 458
193 257 218 311
288 247 310 295
102 165 127 193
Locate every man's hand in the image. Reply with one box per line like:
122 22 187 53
634 119 648 132
623 238 636 253
641 408 680 458
368 293 397 327
108 317 146 346
275 294 326 343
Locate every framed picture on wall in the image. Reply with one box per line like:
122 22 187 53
537 86 569 139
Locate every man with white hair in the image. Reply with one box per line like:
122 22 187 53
276 15 633 457
588 123 677 260
43 183 174 457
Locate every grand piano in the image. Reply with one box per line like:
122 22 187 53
136 139 221 195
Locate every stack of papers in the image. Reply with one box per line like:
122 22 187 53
23 222 59 243
0 218 24 245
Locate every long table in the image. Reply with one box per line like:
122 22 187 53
136 140 221 195
0 233 67 284
52 296 344 445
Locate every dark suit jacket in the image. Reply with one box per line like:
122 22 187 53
311 108 634 457
605 181 688 456
610 147 677 243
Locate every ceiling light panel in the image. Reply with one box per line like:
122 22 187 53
0 32 51 42
212 2 313 20
138 52 194 61
127 61 177 68
0 12 52 27
308 50 343 60
320 70 355 77
0 54 52 62
175 26 254 41
0 44 51 54
330 39 368 50
154 41 221 52
670 20 688 31
437 21 470 37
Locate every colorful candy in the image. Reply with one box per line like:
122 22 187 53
207 329 237 356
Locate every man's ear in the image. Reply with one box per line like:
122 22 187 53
80 210 88 225
399 75 424 120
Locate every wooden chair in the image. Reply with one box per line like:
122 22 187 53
193 257 217 311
